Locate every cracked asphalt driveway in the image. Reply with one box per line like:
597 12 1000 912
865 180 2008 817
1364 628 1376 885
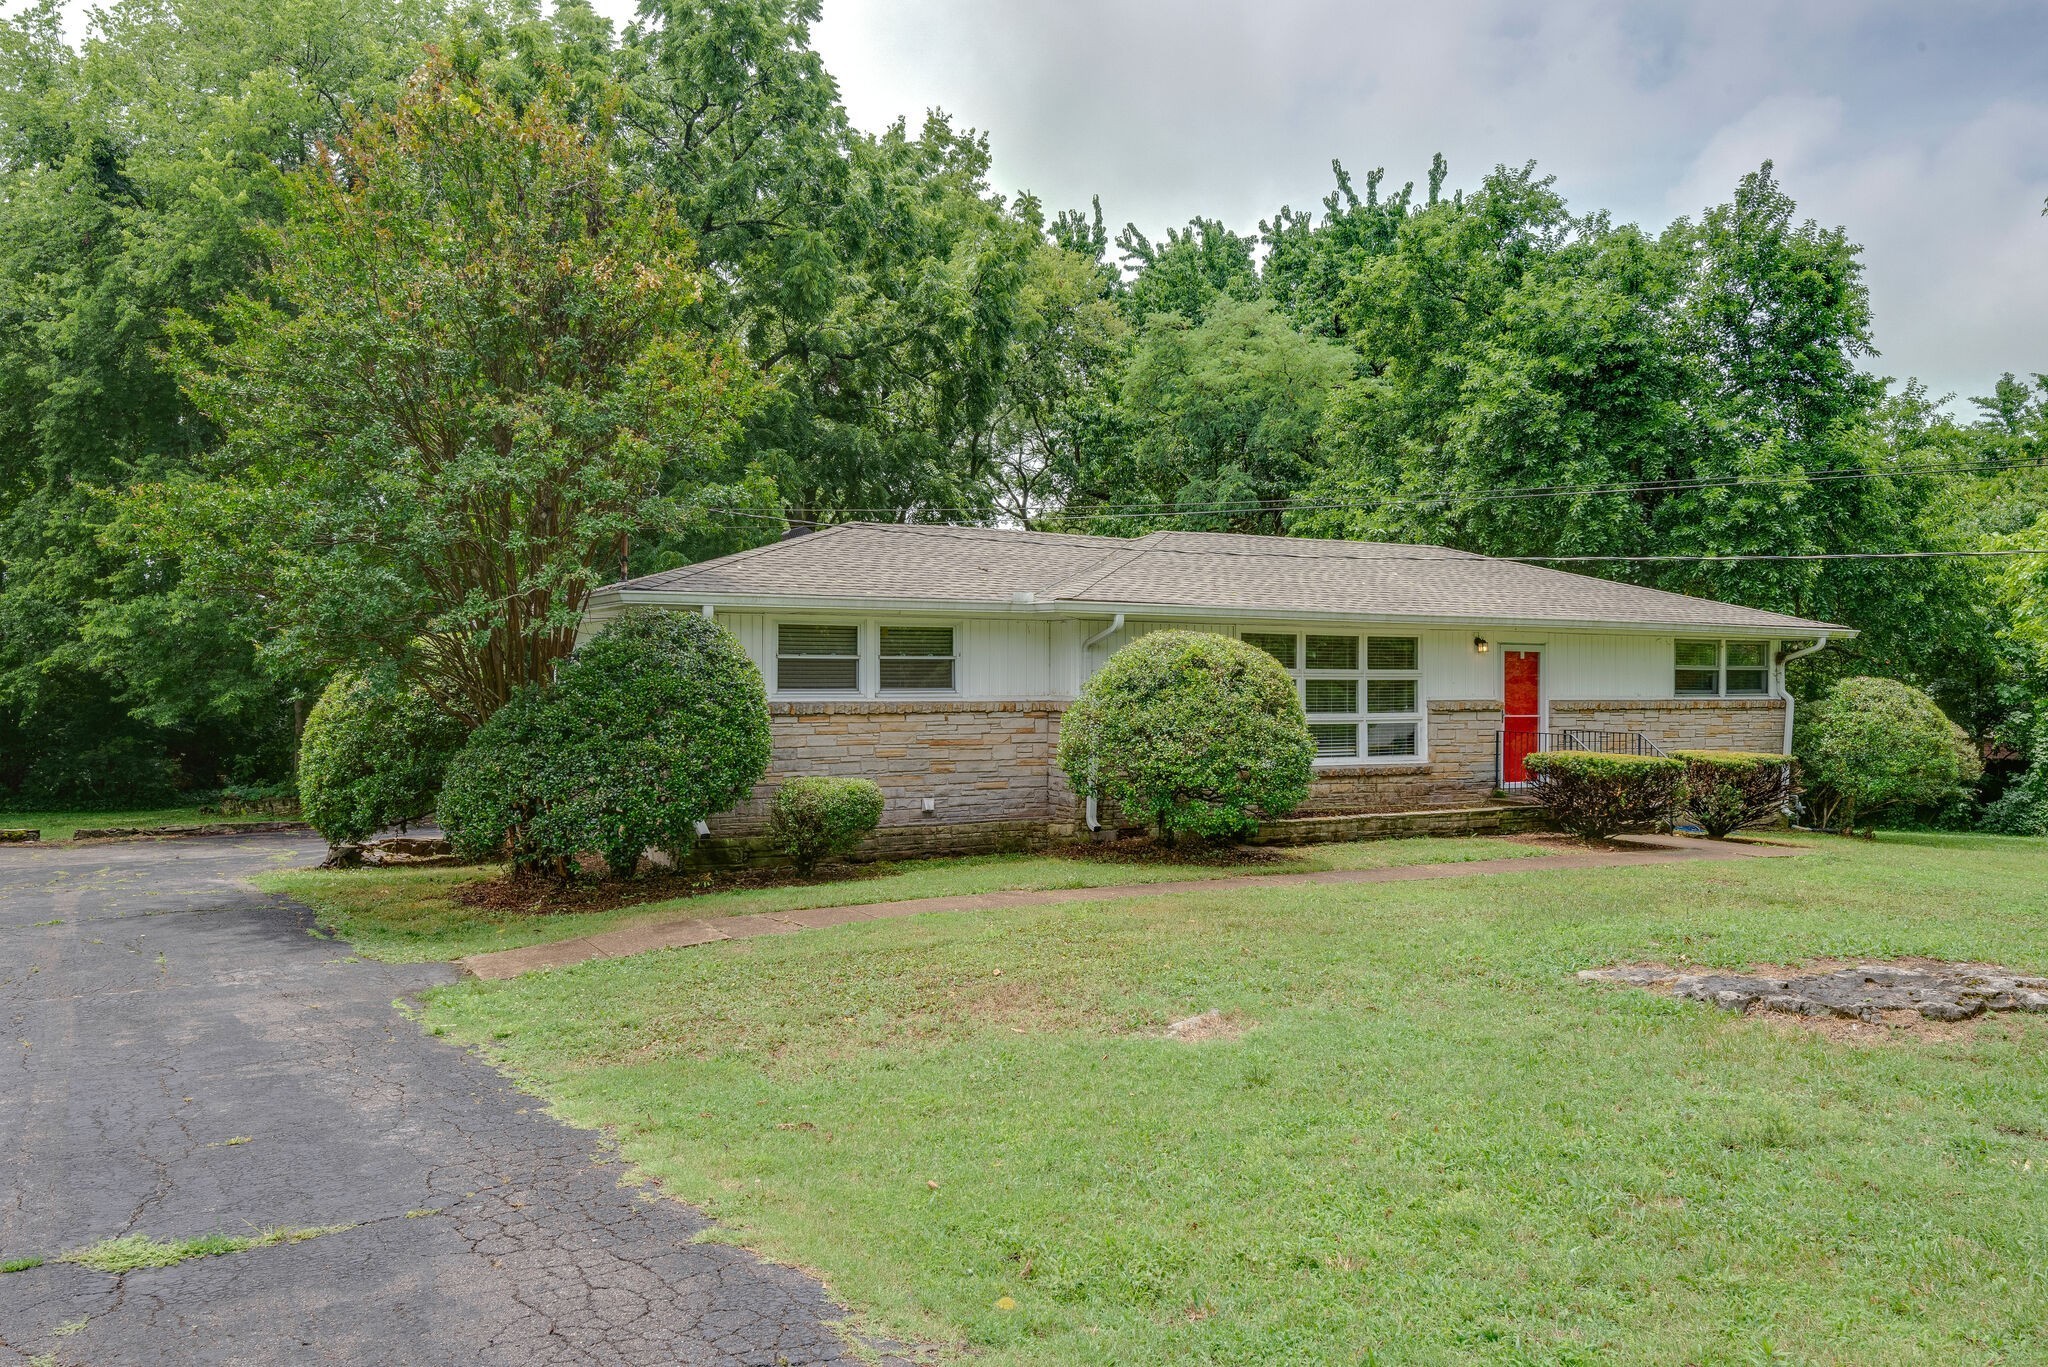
0 835 894 1366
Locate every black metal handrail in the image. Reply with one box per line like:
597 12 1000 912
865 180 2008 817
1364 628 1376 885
1497 728 1666 785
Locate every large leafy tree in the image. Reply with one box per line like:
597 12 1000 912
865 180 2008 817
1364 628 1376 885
0 0 439 802
615 0 1034 534
145 57 757 725
1292 161 1989 705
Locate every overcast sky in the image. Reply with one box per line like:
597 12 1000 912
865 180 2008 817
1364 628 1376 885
763 1 2048 410
26 0 2046 405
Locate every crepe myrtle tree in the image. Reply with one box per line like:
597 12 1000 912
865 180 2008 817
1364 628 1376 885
1057 630 1315 843
438 610 771 876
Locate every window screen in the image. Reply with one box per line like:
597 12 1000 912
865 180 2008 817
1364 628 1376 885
1243 632 1296 669
777 623 858 691
1309 723 1359 759
1366 637 1418 672
1305 679 1357 713
1305 635 1359 670
1366 678 1417 714
1674 639 1721 696
879 626 955 691
1724 641 1769 695
1366 722 1419 757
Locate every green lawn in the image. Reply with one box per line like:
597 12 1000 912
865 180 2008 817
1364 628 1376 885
412 832 2048 1366
0 805 287 843
261 836 1549 963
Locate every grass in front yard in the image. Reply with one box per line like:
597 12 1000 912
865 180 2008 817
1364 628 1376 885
0 806 285 843
262 836 1548 963
422 832 2048 1366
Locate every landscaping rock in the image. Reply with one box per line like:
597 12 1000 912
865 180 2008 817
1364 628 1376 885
0 828 39 843
1582 961 2048 1026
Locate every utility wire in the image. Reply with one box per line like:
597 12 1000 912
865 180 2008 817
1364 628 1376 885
722 452 2048 522
681 510 2048 566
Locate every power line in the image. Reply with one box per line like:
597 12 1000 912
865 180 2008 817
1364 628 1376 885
687 512 2048 566
734 452 2048 522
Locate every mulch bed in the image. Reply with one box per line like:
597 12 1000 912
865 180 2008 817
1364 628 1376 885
451 860 900 918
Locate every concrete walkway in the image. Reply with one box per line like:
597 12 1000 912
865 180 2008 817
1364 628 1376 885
461 834 1807 982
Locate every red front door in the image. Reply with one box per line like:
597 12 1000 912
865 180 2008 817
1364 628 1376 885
1503 649 1542 783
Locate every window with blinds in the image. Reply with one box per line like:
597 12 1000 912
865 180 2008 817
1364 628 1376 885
776 623 859 691
1675 639 1770 697
1244 630 1422 761
879 626 956 691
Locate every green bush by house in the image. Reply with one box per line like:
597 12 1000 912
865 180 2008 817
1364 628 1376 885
1057 630 1314 843
1982 717 2048 836
438 610 771 876
1672 750 1797 838
769 776 885 874
1524 751 1685 839
299 672 464 854
1795 676 1981 832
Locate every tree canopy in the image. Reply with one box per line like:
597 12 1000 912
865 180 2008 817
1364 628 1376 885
0 0 2040 829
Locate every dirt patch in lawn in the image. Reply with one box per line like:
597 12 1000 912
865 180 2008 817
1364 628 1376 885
1581 959 2048 1038
452 861 900 917
1161 1009 1251 1043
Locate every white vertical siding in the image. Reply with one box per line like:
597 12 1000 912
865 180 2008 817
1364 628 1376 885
595 604 1771 708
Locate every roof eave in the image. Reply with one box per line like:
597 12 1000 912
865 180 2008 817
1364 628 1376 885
589 586 1853 639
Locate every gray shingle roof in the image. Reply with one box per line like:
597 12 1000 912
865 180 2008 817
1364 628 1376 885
604 523 1848 634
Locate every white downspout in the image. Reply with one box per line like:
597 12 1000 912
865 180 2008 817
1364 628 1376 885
1082 613 1125 649
1776 634 1830 754
1078 615 1124 835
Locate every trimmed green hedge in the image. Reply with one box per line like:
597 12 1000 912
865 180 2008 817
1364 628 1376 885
1795 676 1981 832
1671 750 1797 838
1523 751 1685 840
299 672 464 851
769 776 885 875
1056 630 1314 843
438 609 771 876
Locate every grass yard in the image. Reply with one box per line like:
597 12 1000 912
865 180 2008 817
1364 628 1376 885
413 832 2048 1366
0 805 284 843
261 836 1550 963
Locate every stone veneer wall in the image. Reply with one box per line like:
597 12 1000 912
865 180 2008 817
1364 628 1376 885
1546 698 1787 754
1296 700 1503 814
713 696 1511 840
707 700 1074 838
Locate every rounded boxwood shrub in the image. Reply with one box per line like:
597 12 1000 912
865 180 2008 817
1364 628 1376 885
769 776 885 875
437 609 772 876
1672 750 1798 839
1795 676 1981 833
1524 751 1685 840
1057 630 1314 843
299 671 465 855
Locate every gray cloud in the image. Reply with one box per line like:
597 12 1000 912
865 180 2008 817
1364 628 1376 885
781 0 2048 405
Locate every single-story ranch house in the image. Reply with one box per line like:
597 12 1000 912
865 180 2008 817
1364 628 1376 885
579 523 1849 850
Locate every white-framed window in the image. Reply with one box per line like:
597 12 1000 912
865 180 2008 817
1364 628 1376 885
1243 630 1422 762
773 620 960 697
776 622 861 692
878 625 956 691
1675 639 1771 698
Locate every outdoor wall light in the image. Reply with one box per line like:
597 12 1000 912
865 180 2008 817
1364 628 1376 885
1474 636 1491 653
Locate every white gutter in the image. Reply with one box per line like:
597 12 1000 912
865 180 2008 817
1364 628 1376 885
590 587 1851 641
1081 613 1126 649
1777 634 1831 754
